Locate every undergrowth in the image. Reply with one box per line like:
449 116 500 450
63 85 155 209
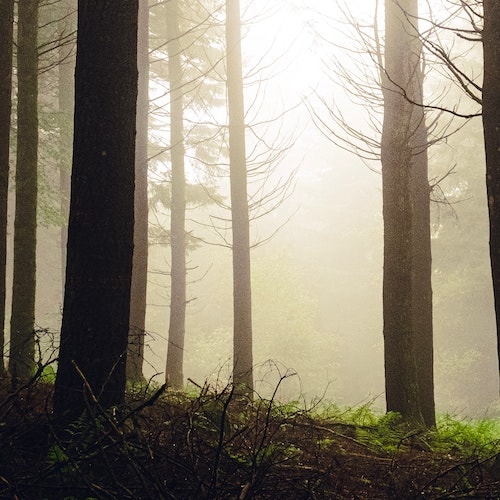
0 369 499 499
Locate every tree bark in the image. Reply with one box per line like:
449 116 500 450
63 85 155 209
410 73 435 427
226 0 253 393
165 0 187 390
0 0 14 378
9 0 39 384
381 0 425 425
127 0 149 383
482 0 500 386
54 0 138 421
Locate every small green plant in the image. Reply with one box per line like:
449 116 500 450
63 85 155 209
316 437 335 449
255 442 301 466
40 364 56 384
46 444 77 476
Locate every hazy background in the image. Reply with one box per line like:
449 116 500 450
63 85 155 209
30 0 499 417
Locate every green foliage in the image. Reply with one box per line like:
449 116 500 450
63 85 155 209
46 444 76 476
431 415 500 458
312 400 380 426
311 400 500 460
254 442 301 466
313 403 413 454
315 437 335 449
40 364 56 384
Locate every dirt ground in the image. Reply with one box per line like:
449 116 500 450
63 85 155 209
1 380 499 499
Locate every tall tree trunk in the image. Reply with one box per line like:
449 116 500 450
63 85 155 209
9 0 39 384
127 0 149 383
226 0 253 393
53 0 138 422
0 0 15 378
482 0 500 386
58 0 76 291
165 0 187 390
410 72 435 427
381 0 424 425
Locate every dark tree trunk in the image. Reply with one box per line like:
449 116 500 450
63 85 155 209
165 0 187 390
381 0 424 425
226 0 253 393
53 0 138 421
0 0 14 378
9 0 39 383
127 0 149 383
482 0 500 385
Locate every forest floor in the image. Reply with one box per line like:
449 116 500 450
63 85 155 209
1 375 500 499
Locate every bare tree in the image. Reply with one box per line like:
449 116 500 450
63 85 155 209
148 0 297 392
57 0 76 289
9 0 39 383
381 0 429 426
127 0 150 383
482 0 500 383
165 0 187 389
310 0 436 425
226 0 253 392
147 0 228 388
406 0 500 387
0 0 14 378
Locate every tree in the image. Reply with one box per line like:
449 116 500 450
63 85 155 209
165 0 187 389
482 0 500 381
410 102 435 426
127 0 149 383
57 0 76 289
0 0 14 378
418 0 500 392
405 8 435 427
226 0 253 392
414 0 500 390
148 0 217 389
146 0 230 387
311 0 435 424
381 0 426 425
53 0 138 421
9 0 39 383
149 1 296 391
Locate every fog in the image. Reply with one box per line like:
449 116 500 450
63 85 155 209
31 0 499 417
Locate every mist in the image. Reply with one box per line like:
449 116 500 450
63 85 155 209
30 0 499 417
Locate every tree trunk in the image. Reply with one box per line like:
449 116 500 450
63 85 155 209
58 0 76 291
410 76 435 427
482 0 500 386
0 0 14 378
381 0 424 425
53 0 138 421
127 0 149 383
9 0 39 384
226 0 253 393
165 0 187 390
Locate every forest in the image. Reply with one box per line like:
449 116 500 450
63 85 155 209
1 0 500 498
